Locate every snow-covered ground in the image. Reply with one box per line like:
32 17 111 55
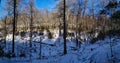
0 33 120 63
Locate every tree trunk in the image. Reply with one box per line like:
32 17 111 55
12 0 16 54
39 37 42 59
29 1 33 48
59 18 61 36
63 0 67 54
76 13 79 48
4 16 7 46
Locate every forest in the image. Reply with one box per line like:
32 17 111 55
0 0 120 63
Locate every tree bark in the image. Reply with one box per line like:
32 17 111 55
12 0 16 54
63 0 67 54
4 16 7 46
29 0 34 48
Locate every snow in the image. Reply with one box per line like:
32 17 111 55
6 34 13 41
94 32 99 38
42 38 55 45
0 33 120 63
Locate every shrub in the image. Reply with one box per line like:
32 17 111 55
0 46 4 56
46 29 53 39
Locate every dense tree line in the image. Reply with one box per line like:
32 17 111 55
0 0 120 57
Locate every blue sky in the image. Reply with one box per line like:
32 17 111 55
0 0 5 19
0 0 57 19
35 0 57 9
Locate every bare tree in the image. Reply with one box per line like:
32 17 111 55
56 0 67 54
29 0 34 48
3 16 7 46
4 0 24 55
63 0 67 54
82 0 88 16
71 0 82 48
11 0 16 55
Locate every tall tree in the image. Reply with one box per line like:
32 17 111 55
76 0 82 48
29 0 34 47
5 0 24 32
4 0 24 55
56 0 67 54
63 0 67 54
70 0 82 48
56 1 63 36
3 16 7 46
11 0 16 55
104 1 118 63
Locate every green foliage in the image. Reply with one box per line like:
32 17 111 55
111 11 120 25
105 1 118 9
